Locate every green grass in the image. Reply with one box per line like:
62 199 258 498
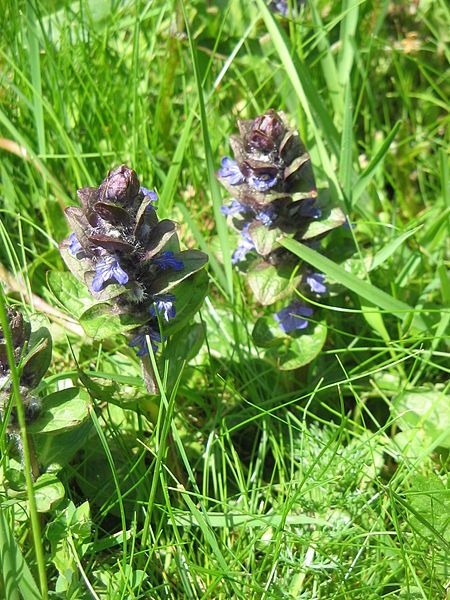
0 0 449 598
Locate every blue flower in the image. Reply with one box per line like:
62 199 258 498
232 224 256 264
220 199 247 216
92 256 129 292
152 251 184 271
248 172 278 192
140 187 158 202
129 328 161 357
68 233 83 257
306 272 327 295
150 294 176 322
218 157 245 185
343 217 355 230
255 206 275 227
299 199 321 219
274 302 313 333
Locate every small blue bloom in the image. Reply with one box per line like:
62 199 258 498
218 157 245 185
299 199 321 219
129 328 161 356
220 199 247 216
68 232 83 257
152 251 184 271
140 187 158 202
306 272 327 295
255 206 275 227
274 302 313 333
150 294 176 322
92 256 129 292
232 224 256 264
248 172 278 192
343 218 355 230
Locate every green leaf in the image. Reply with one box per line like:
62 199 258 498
247 263 300 306
392 388 450 448
29 388 91 435
407 474 450 543
34 473 65 512
252 317 285 348
163 269 209 336
271 321 327 371
79 302 147 339
166 323 205 388
280 237 427 331
301 206 346 240
22 313 52 387
34 419 93 468
58 243 94 291
149 250 208 294
249 225 280 256
47 270 94 318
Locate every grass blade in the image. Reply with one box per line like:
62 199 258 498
181 0 233 299
255 0 342 201
0 507 41 600
339 81 354 206
158 109 196 218
369 226 421 272
352 120 401 204
337 0 360 86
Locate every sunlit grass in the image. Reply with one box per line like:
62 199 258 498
0 0 448 598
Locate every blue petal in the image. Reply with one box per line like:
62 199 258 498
92 257 129 292
218 157 245 185
221 199 246 216
255 207 275 227
152 251 184 271
112 262 129 285
129 328 162 356
150 294 176 322
306 272 327 295
68 232 83 257
140 187 158 202
274 302 313 333
248 173 278 191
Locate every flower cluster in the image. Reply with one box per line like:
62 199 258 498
60 165 208 362
0 308 51 426
217 110 344 336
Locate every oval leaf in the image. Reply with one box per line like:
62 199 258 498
247 262 300 306
29 388 91 434
269 321 327 370
34 473 65 512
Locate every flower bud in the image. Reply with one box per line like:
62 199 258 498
98 164 140 205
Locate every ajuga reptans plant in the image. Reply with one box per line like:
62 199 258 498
60 165 208 392
0 307 52 465
0 308 52 426
217 110 345 367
